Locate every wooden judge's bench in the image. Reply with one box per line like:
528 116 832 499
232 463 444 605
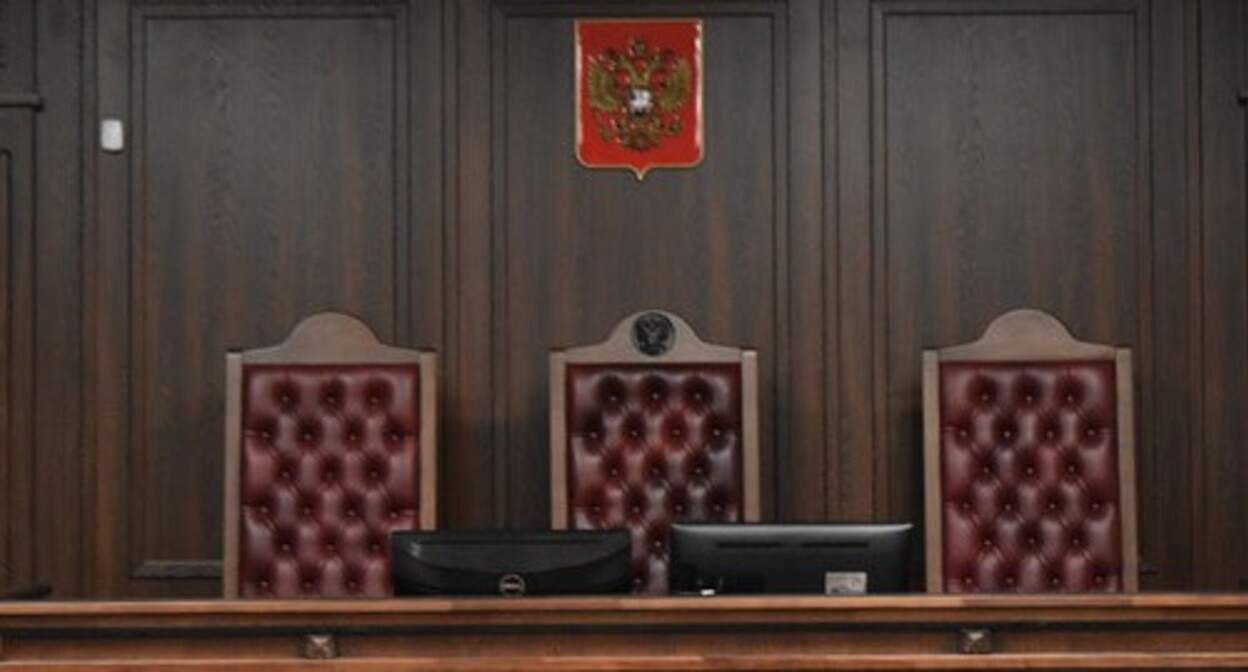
0 594 1246 669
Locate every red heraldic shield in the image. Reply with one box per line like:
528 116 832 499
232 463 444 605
576 19 703 180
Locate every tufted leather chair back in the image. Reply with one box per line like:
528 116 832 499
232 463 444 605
922 309 1138 593
551 310 760 594
223 313 437 598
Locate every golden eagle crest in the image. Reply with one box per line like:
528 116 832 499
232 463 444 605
586 39 693 152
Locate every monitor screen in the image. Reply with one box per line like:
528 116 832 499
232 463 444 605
392 530 632 597
669 523 913 595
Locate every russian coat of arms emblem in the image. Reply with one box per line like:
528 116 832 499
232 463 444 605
575 20 703 180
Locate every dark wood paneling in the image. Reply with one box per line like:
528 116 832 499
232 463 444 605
2 0 1245 596
88 0 444 596
1200 0 1248 590
490 1 807 528
0 0 39 596
857 2 1153 582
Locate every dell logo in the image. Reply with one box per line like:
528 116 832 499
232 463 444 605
498 573 526 596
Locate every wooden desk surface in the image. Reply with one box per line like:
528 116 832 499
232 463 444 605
1 593 1247 669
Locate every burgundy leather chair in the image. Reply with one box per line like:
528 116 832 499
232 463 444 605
550 310 760 594
922 309 1138 593
222 313 437 598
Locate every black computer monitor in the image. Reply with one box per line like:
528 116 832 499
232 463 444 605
392 530 633 596
669 523 913 595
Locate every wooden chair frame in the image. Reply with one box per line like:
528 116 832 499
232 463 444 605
921 308 1139 593
222 312 437 598
550 309 761 528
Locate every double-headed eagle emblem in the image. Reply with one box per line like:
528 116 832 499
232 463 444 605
585 39 693 153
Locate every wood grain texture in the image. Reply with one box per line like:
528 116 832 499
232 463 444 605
1199 0 1248 590
1 595 1248 669
2 0 1246 597
492 2 796 530
87 0 444 597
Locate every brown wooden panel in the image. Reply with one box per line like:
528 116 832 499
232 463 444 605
493 3 787 529
0 0 1240 597
1 595 1248 669
1143 0 1199 589
88 0 444 596
1199 0 1248 590
870 3 1149 542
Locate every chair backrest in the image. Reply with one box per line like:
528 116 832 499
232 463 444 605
922 309 1138 593
550 310 760 594
223 312 436 598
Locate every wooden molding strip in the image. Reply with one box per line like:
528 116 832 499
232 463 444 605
0 93 42 109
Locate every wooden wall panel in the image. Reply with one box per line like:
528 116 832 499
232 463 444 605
0 0 41 596
89 0 444 596
866 1 1151 570
1199 0 1248 590
0 0 1243 596
494 3 783 528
